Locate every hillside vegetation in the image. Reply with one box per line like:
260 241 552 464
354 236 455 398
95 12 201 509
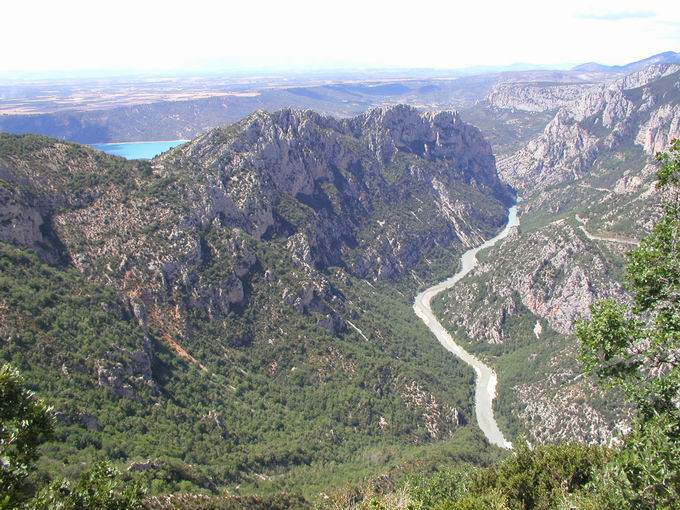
0 106 512 498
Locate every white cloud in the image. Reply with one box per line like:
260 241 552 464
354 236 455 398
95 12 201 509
576 10 656 21
2 0 679 75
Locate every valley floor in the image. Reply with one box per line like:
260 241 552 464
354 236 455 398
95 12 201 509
414 206 519 449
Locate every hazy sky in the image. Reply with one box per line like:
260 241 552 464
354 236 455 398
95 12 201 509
3 0 679 76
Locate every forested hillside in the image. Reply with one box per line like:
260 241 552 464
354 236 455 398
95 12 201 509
0 106 512 497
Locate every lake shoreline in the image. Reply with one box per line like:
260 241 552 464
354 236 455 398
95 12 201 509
90 140 188 160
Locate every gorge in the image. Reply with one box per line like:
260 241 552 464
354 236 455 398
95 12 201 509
2 52 680 508
414 205 518 449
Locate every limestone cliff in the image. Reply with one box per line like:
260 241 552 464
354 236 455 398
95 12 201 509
498 64 680 193
430 65 680 446
434 219 633 445
438 221 624 344
487 82 598 113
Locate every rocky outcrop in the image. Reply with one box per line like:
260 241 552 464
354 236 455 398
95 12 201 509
0 187 53 259
438 221 624 344
431 65 680 447
434 219 631 444
498 64 680 193
514 346 631 446
399 379 460 440
95 344 156 400
636 103 680 154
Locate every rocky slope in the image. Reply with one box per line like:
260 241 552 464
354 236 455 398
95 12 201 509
487 82 599 113
438 221 624 345
431 65 679 446
498 64 680 193
458 75 615 160
52 106 510 337
0 106 512 493
1 106 511 329
432 219 632 444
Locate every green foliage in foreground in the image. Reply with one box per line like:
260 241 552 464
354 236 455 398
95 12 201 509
0 366 54 509
27 463 144 510
577 140 680 509
0 365 145 510
323 442 610 510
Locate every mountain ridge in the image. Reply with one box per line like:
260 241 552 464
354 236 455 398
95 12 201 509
498 64 680 193
572 50 680 73
0 105 513 494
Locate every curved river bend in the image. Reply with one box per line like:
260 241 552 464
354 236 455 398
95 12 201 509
413 206 518 449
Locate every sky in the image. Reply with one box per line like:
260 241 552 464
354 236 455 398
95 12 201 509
2 0 679 77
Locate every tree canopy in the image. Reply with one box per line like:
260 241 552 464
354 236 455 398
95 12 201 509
0 365 53 509
577 139 680 508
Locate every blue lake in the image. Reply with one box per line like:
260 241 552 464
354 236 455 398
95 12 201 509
90 140 188 160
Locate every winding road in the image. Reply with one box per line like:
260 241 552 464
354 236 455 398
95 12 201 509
413 206 518 449
575 214 639 246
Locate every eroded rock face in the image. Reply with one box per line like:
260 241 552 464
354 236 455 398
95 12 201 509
439 221 624 345
435 219 632 445
0 189 50 256
95 345 156 400
498 64 680 193
169 106 510 243
487 82 598 112
636 103 680 154
429 65 678 448
142 106 510 314
0 150 88 264
399 379 460 440
514 345 631 446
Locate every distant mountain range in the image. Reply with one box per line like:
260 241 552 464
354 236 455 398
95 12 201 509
572 51 680 73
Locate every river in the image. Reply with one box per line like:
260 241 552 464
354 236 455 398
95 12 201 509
413 206 518 449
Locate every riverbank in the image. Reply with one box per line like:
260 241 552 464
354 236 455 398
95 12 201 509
413 206 518 449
